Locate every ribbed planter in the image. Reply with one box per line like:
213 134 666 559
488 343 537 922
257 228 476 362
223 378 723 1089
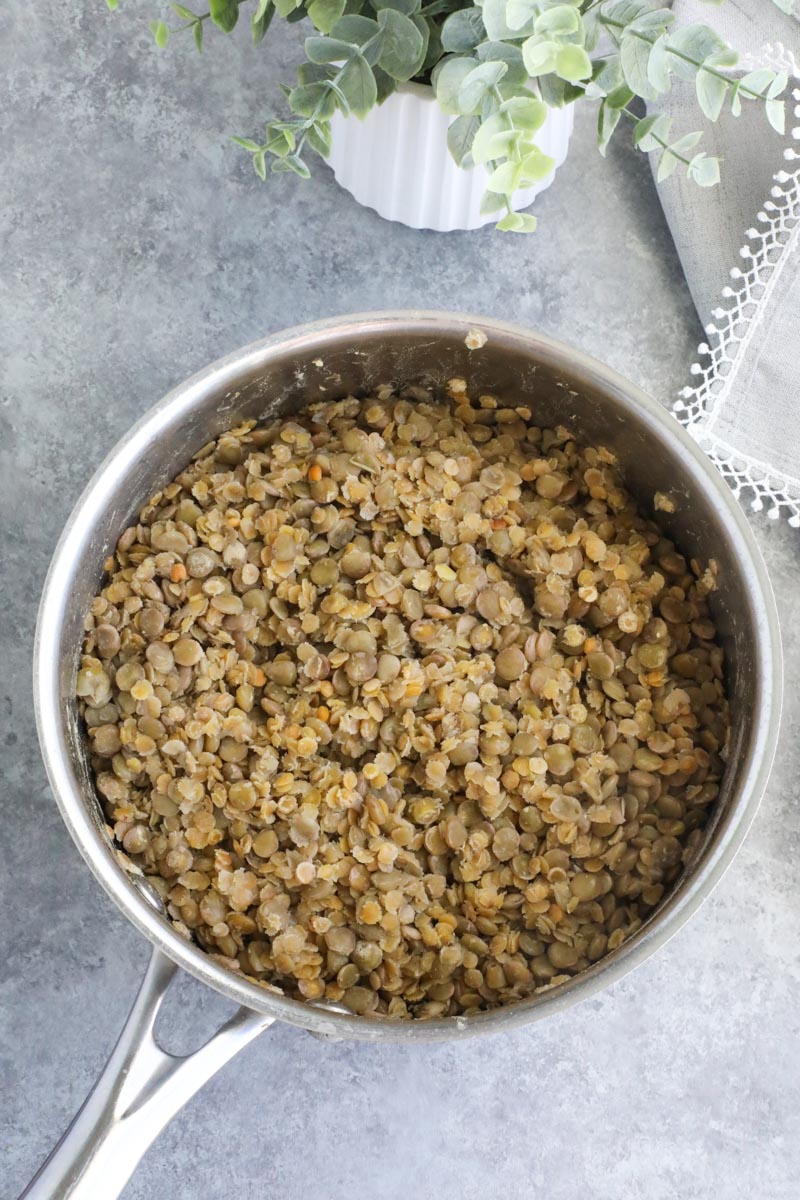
327 81 574 233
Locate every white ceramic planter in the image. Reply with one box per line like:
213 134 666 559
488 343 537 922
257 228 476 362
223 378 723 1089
327 81 574 233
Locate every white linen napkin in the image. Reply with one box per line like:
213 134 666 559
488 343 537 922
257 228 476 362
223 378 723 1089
652 1 800 524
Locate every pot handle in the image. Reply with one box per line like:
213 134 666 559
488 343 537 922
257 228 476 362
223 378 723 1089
19 942 274 1200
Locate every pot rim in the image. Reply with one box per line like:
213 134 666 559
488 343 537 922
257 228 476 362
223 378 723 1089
353 81 563 106
34 309 783 1043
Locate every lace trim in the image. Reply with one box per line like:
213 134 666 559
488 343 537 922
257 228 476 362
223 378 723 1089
674 42 800 527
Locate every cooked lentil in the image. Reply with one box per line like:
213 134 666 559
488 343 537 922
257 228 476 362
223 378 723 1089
77 379 729 1019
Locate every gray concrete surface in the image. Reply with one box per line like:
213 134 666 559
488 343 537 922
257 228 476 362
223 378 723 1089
2 3 799 1198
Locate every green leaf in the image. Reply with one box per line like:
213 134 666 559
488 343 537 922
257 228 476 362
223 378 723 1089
275 0 300 15
583 11 601 53
308 0 346 33
376 9 425 80
306 36 355 62
289 155 311 179
665 24 727 82
514 213 540 234
149 19 170 48
768 72 788 99
555 45 592 83
410 13 432 76
535 5 581 38
480 190 506 216
588 56 624 97
629 7 673 35
288 82 337 118
505 0 537 33
372 0 421 12
330 14 381 45
601 0 651 24
597 100 621 155
496 210 538 233
306 120 333 157
477 41 523 67
522 36 558 77
447 114 480 165
647 35 671 93
696 68 727 121
433 56 479 115
477 41 528 89
705 47 738 70
766 98 785 134
481 0 518 40
483 129 519 161
209 0 239 33
265 126 296 156
634 112 671 150
457 60 507 114
739 68 776 97
669 131 703 154
265 127 296 156
537 73 568 107
688 152 720 186
194 18 204 50
338 53 377 117
106 0 119 10
606 83 634 109
499 94 547 131
441 8 485 53
272 153 312 177
373 65 398 103
562 81 586 104
471 112 512 164
656 149 679 182
252 0 274 43
518 146 555 183
298 62 331 84
620 32 656 99
231 136 262 151
253 151 267 181
487 160 522 193
171 4 196 19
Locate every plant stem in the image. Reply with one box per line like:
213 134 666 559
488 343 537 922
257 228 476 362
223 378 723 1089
487 157 516 220
487 85 531 219
616 102 692 167
294 36 382 158
259 25 388 166
599 12 769 101
571 73 695 168
170 0 249 35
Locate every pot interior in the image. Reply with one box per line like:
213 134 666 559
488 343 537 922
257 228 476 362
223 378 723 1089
38 313 778 1040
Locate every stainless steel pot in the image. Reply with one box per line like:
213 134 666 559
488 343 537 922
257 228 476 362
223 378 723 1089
28 311 782 1199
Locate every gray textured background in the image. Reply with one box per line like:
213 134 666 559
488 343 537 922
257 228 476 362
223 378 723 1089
3 4 799 1198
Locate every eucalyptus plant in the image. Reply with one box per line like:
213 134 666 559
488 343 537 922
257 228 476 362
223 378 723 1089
107 0 790 231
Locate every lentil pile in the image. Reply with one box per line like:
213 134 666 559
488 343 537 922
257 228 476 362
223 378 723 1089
77 379 729 1019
